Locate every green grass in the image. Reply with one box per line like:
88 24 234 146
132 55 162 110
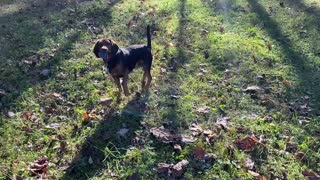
1 0 320 179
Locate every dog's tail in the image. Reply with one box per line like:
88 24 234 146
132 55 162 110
147 25 151 50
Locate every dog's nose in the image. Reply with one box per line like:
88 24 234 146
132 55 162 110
101 46 109 50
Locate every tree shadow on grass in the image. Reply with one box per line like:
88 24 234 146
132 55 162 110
0 0 119 112
248 0 320 172
160 0 190 132
248 0 320 112
62 94 149 179
283 0 320 30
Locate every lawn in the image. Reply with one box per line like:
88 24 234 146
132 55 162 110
0 0 320 179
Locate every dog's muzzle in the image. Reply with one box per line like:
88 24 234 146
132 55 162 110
98 51 108 59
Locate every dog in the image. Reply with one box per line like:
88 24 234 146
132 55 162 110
93 25 153 96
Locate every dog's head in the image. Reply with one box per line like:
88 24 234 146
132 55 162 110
93 38 119 60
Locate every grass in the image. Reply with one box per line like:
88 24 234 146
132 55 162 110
0 0 320 179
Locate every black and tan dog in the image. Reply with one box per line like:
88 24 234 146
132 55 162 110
93 26 152 96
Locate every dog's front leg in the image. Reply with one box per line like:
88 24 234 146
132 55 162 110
122 73 130 96
113 76 122 93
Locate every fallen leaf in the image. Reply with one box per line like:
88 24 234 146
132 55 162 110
218 26 225 33
156 163 172 174
248 170 260 177
302 170 320 180
205 134 216 146
204 153 216 162
22 126 33 133
243 85 263 94
22 112 32 120
215 117 231 130
88 113 98 119
235 135 258 152
82 112 90 121
52 92 63 99
189 123 203 136
196 106 211 114
45 123 60 130
283 80 292 88
150 127 181 143
244 158 255 170
28 156 49 178
160 68 167 73
172 160 189 177
174 144 182 152
181 134 196 144
100 97 112 106
260 175 267 180
295 152 306 160
193 147 207 160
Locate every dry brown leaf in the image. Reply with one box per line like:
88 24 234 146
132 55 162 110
295 152 306 160
235 135 258 152
28 157 49 178
218 26 225 33
283 80 292 88
22 126 33 133
189 123 203 136
100 97 112 106
259 175 267 180
150 127 181 143
22 112 32 120
82 112 90 121
156 163 172 174
181 134 197 144
196 106 211 114
52 92 63 100
248 170 260 177
302 170 320 179
244 158 255 170
215 117 231 130
174 144 182 152
172 160 189 177
193 147 206 160
243 85 263 94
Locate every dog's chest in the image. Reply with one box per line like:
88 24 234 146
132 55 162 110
109 63 125 77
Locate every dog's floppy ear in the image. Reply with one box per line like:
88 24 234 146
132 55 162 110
93 40 101 58
110 39 119 55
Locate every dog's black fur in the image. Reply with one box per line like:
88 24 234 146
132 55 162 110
93 26 152 96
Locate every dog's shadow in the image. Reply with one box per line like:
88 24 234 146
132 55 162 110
62 92 149 179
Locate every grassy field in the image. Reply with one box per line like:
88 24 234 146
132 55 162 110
1 0 320 179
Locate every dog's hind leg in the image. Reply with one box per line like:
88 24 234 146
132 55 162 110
122 73 130 96
141 72 146 90
144 70 152 90
113 76 122 92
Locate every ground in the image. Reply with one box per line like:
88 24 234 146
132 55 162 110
0 0 320 179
